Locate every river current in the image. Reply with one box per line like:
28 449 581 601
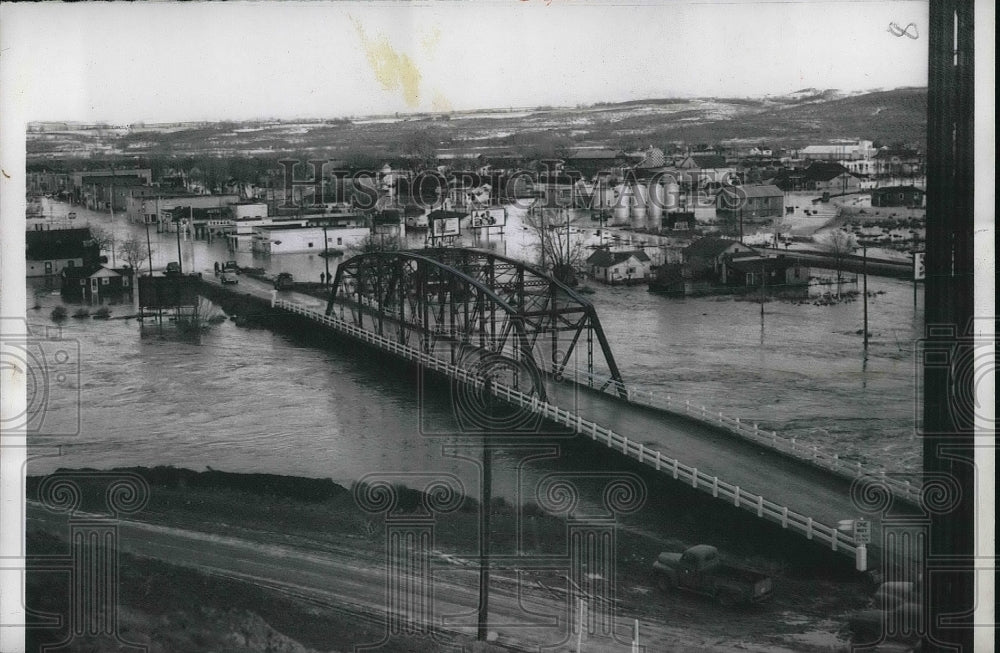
25 200 924 491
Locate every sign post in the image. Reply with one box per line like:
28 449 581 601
912 250 925 307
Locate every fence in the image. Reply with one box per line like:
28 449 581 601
273 296 867 568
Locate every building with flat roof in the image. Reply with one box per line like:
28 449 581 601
251 224 370 255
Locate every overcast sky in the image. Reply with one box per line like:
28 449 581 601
2 0 928 123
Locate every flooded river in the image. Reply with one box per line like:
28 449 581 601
26 200 924 489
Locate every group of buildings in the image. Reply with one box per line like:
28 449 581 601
25 135 922 295
646 237 810 296
25 226 135 302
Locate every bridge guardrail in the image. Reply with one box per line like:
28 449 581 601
563 367 922 507
273 297 866 567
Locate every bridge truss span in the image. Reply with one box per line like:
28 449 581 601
326 248 627 400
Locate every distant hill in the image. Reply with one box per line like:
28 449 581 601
27 87 926 164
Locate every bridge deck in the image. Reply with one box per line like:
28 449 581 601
546 380 861 530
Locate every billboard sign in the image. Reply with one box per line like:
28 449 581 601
428 210 464 238
470 209 506 230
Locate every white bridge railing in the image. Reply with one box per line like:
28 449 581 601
563 366 922 507
274 296 869 568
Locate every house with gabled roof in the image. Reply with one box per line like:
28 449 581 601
586 249 652 285
683 237 757 276
61 265 135 301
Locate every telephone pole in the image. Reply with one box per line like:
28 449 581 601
477 385 493 641
862 246 868 350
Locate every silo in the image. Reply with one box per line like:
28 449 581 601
629 182 648 222
611 184 630 224
647 179 667 221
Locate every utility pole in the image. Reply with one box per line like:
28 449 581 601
322 224 331 286
148 199 157 277
175 209 184 273
760 260 765 326
477 387 493 642
862 245 869 350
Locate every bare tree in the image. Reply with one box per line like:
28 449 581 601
353 232 401 255
818 229 857 295
117 233 152 272
522 206 587 286
88 226 116 266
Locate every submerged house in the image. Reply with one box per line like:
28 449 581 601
26 227 101 278
586 249 652 285
719 254 809 288
61 265 135 302
651 237 807 295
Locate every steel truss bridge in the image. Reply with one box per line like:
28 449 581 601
325 247 626 402
263 246 926 573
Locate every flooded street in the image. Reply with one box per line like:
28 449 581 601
28 199 924 487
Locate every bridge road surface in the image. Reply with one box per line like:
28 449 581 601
545 380 873 527
203 272 911 567
26 503 745 653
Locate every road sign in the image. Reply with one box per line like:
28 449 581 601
854 519 871 544
913 251 925 280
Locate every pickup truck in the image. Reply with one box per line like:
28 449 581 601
652 545 773 606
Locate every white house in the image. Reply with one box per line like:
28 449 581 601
586 249 653 285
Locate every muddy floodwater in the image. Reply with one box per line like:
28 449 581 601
27 199 923 492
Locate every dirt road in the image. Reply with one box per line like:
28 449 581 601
26 500 849 652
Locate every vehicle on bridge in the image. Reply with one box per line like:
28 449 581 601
220 273 238 285
273 272 295 290
222 260 240 274
652 545 773 606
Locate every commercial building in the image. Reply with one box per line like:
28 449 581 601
251 224 370 255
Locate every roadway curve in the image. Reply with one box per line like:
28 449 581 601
26 503 785 653
544 379 921 569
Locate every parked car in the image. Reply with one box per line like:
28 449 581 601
220 273 238 285
165 262 181 276
222 260 240 273
652 545 773 606
273 272 294 290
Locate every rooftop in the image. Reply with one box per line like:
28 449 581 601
586 249 650 267
684 237 752 259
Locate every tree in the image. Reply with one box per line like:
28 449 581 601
89 226 116 265
118 233 152 272
818 228 857 295
400 131 440 171
353 232 401 255
522 206 586 286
